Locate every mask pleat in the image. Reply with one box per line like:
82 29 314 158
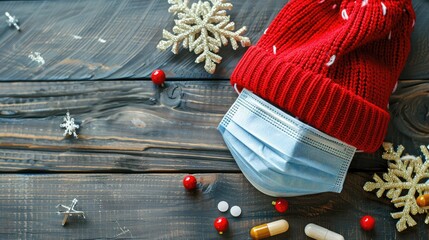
218 89 356 197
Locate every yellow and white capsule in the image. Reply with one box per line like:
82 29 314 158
250 219 289 239
305 223 344 240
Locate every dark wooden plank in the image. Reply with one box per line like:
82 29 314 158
401 0 429 79
0 80 238 172
0 80 427 172
385 79 429 156
0 173 427 239
0 0 286 80
0 0 427 80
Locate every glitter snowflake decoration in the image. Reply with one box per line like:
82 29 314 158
60 111 79 139
363 143 429 232
157 0 251 74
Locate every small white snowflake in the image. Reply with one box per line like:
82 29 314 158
364 143 429 232
157 0 251 74
28 52 45 65
5 12 20 31
60 111 79 139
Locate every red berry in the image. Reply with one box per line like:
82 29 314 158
151 69 166 85
360 215 375 231
272 198 289 213
182 175 197 190
214 216 229 234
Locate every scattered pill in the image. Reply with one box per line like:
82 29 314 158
217 201 229 212
304 223 344 240
250 219 289 239
360 215 375 231
417 194 429 207
230 205 241 217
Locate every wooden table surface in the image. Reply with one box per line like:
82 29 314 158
0 0 428 239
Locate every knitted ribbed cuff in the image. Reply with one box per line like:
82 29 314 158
231 46 390 152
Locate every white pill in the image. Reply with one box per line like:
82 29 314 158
305 223 344 240
217 201 229 212
230 205 241 217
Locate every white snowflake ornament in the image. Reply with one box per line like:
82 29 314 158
364 143 429 232
60 111 79 139
157 0 251 74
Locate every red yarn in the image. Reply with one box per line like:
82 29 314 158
231 0 415 152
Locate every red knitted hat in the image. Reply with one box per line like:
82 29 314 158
231 0 415 153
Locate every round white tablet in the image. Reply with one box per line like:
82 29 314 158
217 201 229 212
230 205 242 217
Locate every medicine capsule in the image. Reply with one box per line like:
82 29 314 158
305 223 344 240
250 219 289 239
416 194 429 207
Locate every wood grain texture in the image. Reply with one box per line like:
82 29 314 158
401 0 429 79
0 173 427 240
0 0 286 80
0 1 428 239
0 0 427 80
386 79 429 156
0 80 427 172
0 80 237 172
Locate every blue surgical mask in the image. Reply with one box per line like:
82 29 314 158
218 89 356 197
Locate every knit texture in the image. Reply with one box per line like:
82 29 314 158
231 0 415 152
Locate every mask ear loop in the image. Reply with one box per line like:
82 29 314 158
234 83 242 95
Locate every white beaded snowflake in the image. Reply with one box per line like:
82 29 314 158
60 111 79 139
157 0 251 74
364 143 429 232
